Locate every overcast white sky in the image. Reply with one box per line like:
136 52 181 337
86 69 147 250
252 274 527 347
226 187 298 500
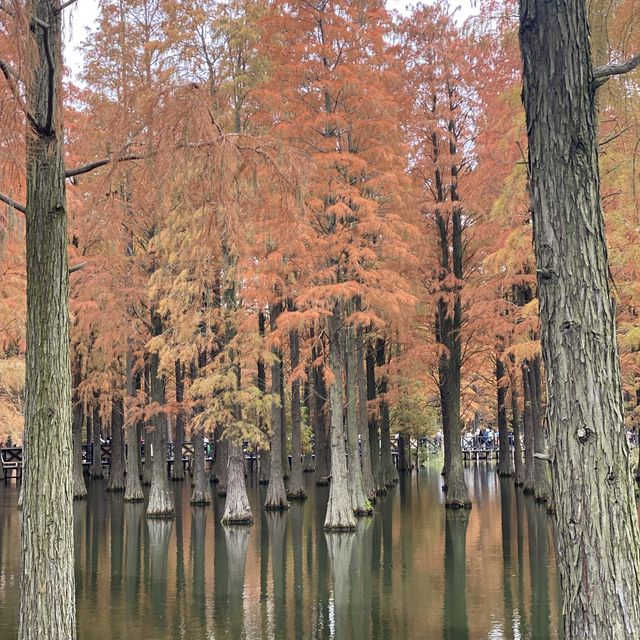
63 0 477 78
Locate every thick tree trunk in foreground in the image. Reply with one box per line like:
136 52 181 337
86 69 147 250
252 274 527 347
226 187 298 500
496 357 514 477
325 308 356 531
520 2 640 636
521 363 535 495
172 360 186 481
107 397 126 491
509 359 525 487
72 370 87 500
124 352 144 502
190 429 210 505
287 329 306 500
19 1 76 636
264 303 289 510
222 440 253 524
146 349 174 518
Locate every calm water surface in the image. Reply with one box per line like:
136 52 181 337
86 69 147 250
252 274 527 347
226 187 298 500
0 465 561 639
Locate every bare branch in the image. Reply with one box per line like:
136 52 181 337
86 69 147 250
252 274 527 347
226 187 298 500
69 261 86 274
0 2 49 28
594 54 640 89
56 0 79 11
65 154 145 178
0 57 43 132
533 452 551 463
0 192 26 214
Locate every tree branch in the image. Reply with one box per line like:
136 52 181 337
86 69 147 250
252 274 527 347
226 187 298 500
56 0 79 11
0 192 27 214
0 2 49 28
0 57 43 133
65 154 145 178
69 261 86 274
594 53 640 89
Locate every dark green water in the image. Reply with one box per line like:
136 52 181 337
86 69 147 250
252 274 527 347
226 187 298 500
0 465 561 639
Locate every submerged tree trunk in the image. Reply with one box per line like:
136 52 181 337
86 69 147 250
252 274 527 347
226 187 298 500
287 329 305 500
377 339 398 489
222 440 253 524
366 344 382 495
519 3 640 634
190 429 210 505
325 307 356 531
90 408 103 479
264 303 289 510
72 368 87 500
398 435 409 473
521 363 535 495
124 352 144 502
313 356 330 486
146 346 174 518
216 436 229 497
509 357 525 487
107 397 126 492
357 327 375 500
172 360 186 481
19 1 76 635
345 320 370 514
496 357 514 477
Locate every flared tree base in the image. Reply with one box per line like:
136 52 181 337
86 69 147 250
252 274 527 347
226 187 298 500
287 489 307 501
190 490 211 506
445 498 472 510
315 478 330 486
222 515 254 525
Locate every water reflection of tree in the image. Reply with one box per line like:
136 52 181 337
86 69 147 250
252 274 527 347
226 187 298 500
123 502 143 619
526 500 551 640
499 477 515 640
224 524 250 639
109 494 124 637
315 485 331 640
266 511 288 640
191 506 207 634
443 509 469 640
514 489 530 638
325 531 356 639
213 499 228 630
291 502 305 640
147 519 172 634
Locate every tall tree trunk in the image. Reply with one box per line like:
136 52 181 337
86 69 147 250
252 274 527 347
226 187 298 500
357 327 375 500
398 435 409 472
146 345 174 518
216 436 229 497
257 310 270 485
520 3 640 634
496 356 515 477
172 360 186 481
222 441 253 524
303 377 315 472
107 396 126 491
529 357 550 503
509 356 525 487
19 1 76 635
72 366 87 500
377 339 398 488
124 351 144 502
264 302 289 510
521 362 536 495
345 319 370 514
90 407 103 479
366 344 382 494
287 329 306 500
313 355 330 486
279 363 289 480
324 306 356 530
190 429 210 505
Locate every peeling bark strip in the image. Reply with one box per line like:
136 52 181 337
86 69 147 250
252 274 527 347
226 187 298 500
519 1 640 637
19 0 76 636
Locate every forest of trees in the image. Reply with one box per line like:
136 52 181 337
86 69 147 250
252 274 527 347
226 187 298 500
0 0 639 638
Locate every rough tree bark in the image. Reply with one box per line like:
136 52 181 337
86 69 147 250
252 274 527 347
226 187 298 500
313 352 330 486
216 436 229 497
377 339 398 489
146 344 174 518
190 429 210 505
124 351 144 502
324 306 356 531
90 407 103 479
107 396 126 491
287 328 306 500
496 356 515 477
519 2 640 635
264 302 289 510
222 440 253 524
18 0 76 635
171 360 186 481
